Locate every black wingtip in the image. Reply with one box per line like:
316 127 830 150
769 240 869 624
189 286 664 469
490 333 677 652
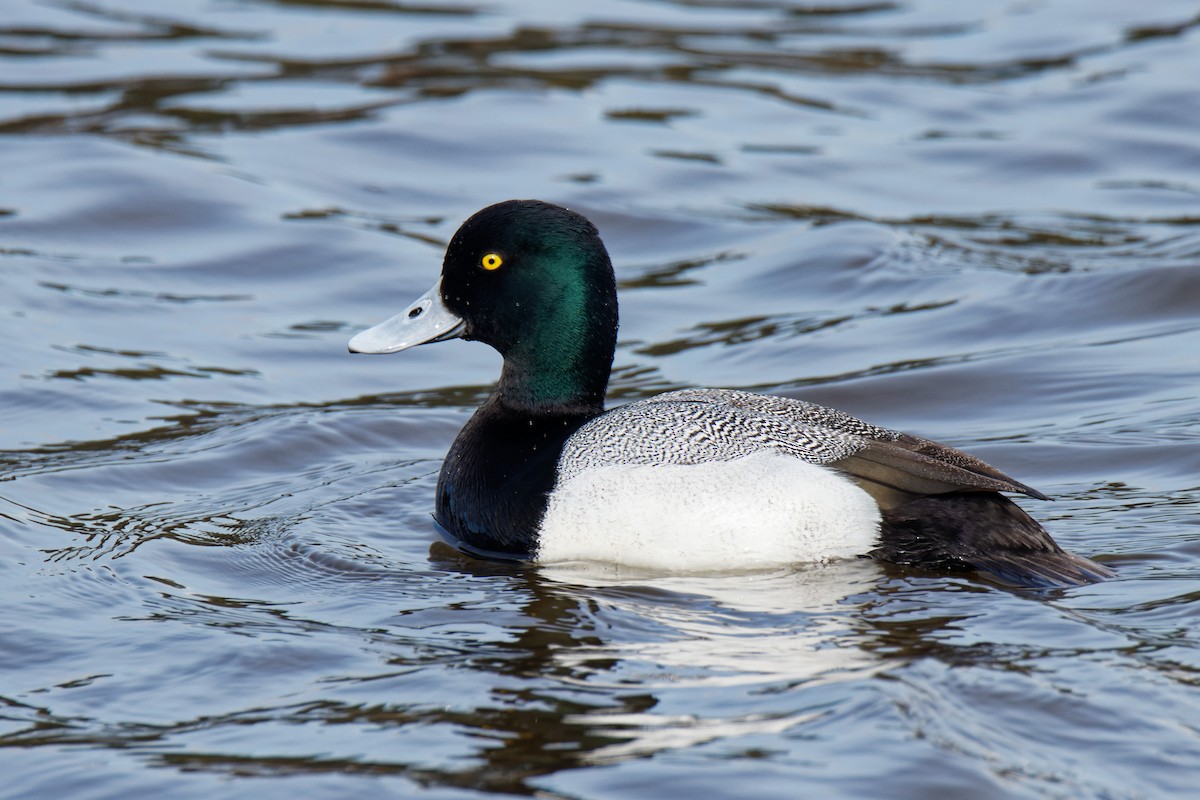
875 491 1113 589
970 550 1115 589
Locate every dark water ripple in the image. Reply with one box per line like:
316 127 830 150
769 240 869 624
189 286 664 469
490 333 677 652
3 0 1200 798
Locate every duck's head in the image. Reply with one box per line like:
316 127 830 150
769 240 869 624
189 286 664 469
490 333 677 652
349 200 618 412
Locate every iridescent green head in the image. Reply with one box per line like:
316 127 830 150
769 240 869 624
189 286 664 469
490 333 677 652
349 200 619 412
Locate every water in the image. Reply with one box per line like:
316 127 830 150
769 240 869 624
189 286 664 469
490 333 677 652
2 0 1199 797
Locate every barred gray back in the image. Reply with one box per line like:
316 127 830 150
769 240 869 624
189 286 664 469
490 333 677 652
556 389 902 482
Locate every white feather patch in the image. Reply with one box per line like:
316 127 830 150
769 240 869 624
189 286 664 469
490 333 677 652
535 451 880 571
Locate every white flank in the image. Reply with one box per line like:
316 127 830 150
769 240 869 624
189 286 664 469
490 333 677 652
535 451 880 571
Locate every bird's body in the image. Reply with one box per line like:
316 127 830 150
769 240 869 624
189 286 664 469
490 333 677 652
350 200 1112 587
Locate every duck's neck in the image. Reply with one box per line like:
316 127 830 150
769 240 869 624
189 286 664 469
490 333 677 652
496 327 614 415
495 272 617 415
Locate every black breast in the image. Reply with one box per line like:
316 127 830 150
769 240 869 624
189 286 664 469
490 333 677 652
435 395 592 557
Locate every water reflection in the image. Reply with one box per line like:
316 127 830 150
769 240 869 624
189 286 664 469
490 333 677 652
8 536 1153 796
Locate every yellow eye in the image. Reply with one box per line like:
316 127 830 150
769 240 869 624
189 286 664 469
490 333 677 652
481 253 504 271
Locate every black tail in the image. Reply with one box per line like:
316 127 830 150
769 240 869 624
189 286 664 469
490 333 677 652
872 492 1114 588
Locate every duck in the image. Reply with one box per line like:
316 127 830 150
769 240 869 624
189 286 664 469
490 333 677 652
349 199 1112 587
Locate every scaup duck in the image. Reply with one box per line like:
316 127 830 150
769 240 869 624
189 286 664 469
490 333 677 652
350 200 1112 587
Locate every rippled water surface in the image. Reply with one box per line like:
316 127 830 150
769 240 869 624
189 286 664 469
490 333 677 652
3 1 1200 797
